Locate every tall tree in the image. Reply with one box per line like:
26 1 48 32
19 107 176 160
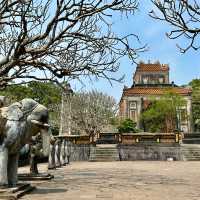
140 92 186 133
150 0 200 53
70 90 118 135
189 79 200 131
0 0 144 88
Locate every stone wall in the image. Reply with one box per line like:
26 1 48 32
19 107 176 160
117 144 181 161
69 143 182 161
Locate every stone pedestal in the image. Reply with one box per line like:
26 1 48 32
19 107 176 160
18 173 54 181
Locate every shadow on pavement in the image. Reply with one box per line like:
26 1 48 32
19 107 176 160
32 188 67 194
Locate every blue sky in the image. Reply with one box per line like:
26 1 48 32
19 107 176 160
71 0 200 103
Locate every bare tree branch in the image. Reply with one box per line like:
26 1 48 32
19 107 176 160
150 0 200 53
0 0 144 87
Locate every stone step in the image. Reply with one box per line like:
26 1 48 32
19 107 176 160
89 157 120 161
92 151 118 152
95 147 118 149
181 150 200 153
90 153 119 157
183 154 200 157
182 154 200 157
92 153 118 156
94 148 118 151
183 158 200 161
181 148 200 150
181 144 200 161
182 150 200 152
90 155 119 159
89 158 119 161
93 154 118 157
183 157 200 160
182 140 200 144
89 146 119 162
181 147 200 150
93 151 118 154
89 159 120 162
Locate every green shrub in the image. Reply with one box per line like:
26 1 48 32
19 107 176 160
117 118 138 133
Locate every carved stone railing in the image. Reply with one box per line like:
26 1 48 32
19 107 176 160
119 132 182 145
48 135 91 170
48 132 182 168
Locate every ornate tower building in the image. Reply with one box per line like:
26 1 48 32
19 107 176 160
119 61 192 133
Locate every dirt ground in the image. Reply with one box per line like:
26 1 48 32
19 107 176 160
19 161 200 200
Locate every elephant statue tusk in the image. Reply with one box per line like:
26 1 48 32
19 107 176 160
31 119 50 128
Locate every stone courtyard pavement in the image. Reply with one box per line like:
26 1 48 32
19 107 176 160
19 161 200 200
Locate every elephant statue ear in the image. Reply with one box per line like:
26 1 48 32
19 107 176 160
6 102 23 121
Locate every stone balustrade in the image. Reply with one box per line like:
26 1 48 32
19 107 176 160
119 132 182 144
48 135 91 170
48 132 183 167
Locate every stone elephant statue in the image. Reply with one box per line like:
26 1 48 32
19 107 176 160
0 98 49 186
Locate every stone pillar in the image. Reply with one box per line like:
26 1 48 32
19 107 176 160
59 83 73 136
187 96 192 132
0 146 8 186
125 98 128 118
60 139 66 166
137 98 142 129
55 139 61 168
65 140 71 164
7 154 19 186
48 138 56 170
42 129 50 157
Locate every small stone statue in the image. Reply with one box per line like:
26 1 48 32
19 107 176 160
60 139 66 165
55 138 62 167
30 133 43 174
65 140 71 164
48 136 56 169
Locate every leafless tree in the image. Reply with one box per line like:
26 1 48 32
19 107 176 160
150 0 200 53
70 90 118 135
0 0 145 88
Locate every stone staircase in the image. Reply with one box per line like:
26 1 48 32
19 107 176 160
181 144 200 161
89 144 120 162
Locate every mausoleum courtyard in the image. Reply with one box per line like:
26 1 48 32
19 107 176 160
20 161 200 200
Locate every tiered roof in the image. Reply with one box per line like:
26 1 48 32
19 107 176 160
121 61 192 101
136 63 169 72
122 87 192 96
